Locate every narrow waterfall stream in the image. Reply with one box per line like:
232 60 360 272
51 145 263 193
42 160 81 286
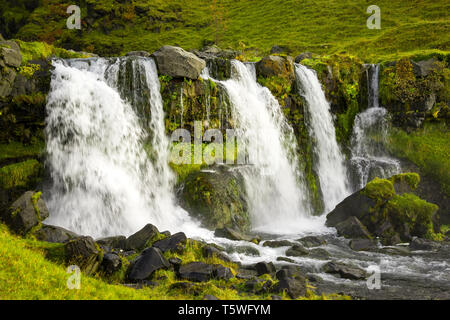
216 61 325 234
349 64 401 190
44 57 205 238
294 64 351 213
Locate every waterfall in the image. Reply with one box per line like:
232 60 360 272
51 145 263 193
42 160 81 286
212 60 323 234
44 57 200 238
294 64 351 214
349 64 401 190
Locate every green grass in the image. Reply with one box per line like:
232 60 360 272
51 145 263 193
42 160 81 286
388 122 450 196
5 0 449 62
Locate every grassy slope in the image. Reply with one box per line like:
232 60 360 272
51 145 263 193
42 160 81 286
388 122 450 197
6 0 449 61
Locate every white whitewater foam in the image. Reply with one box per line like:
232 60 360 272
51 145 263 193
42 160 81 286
295 64 351 214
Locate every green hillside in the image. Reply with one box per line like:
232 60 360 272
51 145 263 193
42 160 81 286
1 0 449 61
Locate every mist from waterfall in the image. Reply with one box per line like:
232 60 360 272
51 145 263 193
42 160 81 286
294 64 351 214
44 57 205 238
349 64 401 190
207 60 325 234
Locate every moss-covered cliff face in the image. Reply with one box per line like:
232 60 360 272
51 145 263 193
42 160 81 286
379 56 450 129
160 76 233 135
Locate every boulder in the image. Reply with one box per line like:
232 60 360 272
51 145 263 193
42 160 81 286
254 261 276 276
0 41 22 68
232 245 260 257
412 58 440 77
178 262 233 282
34 224 79 243
152 45 206 79
127 247 170 281
2 191 49 235
322 261 367 280
276 256 295 263
102 253 122 274
214 227 253 242
335 216 372 239
274 277 306 299
295 52 313 63
124 224 159 251
296 236 326 248
181 166 250 232
285 244 309 257
203 294 219 300
409 237 441 251
202 245 232 262
262 240 294 248
256 55 295 81
308 248 331 259
96 235 127 250
153 232 187 253
349 239 378 251
326 191 375 227
65 236 103 275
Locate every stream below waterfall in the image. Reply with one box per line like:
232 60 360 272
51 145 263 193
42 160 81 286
43 57 450 300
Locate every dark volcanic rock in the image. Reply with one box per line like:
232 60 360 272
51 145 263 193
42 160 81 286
96 236 127 250
178 262 233 282
125 224 159 251
65 236 102 275
326 192 375 227
202 245 232 262
254 261 276 276
409 237 441 251
34 224 79 243
297 236 327 248
285 244 309 257
128 247 170 281
102 253 122 274
335 216 372 239
2 191 49 235
214 227 253 242
274 277 307 299
349 239 378 251
262 240 294 248
153 232 187 253
322 261 367 280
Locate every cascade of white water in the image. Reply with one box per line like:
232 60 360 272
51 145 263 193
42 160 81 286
215 60 324 234
350 64 401 190
44 57 202 238
294 64 351 213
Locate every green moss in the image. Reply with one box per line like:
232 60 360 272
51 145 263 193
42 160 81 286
0 159 41 189
16 63 40 78
0 141 44 162
389 173 421 191
16 40 90 65
362 177 396 202
386 193 439 240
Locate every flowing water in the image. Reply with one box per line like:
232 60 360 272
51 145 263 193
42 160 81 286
44 57 207 238
349 64 401 190
42 57 448 299
215 61 324 234
294 64 351 213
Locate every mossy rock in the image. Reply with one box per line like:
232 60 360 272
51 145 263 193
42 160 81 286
389 172 420 194
0 159 41 190
179 165 250 232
